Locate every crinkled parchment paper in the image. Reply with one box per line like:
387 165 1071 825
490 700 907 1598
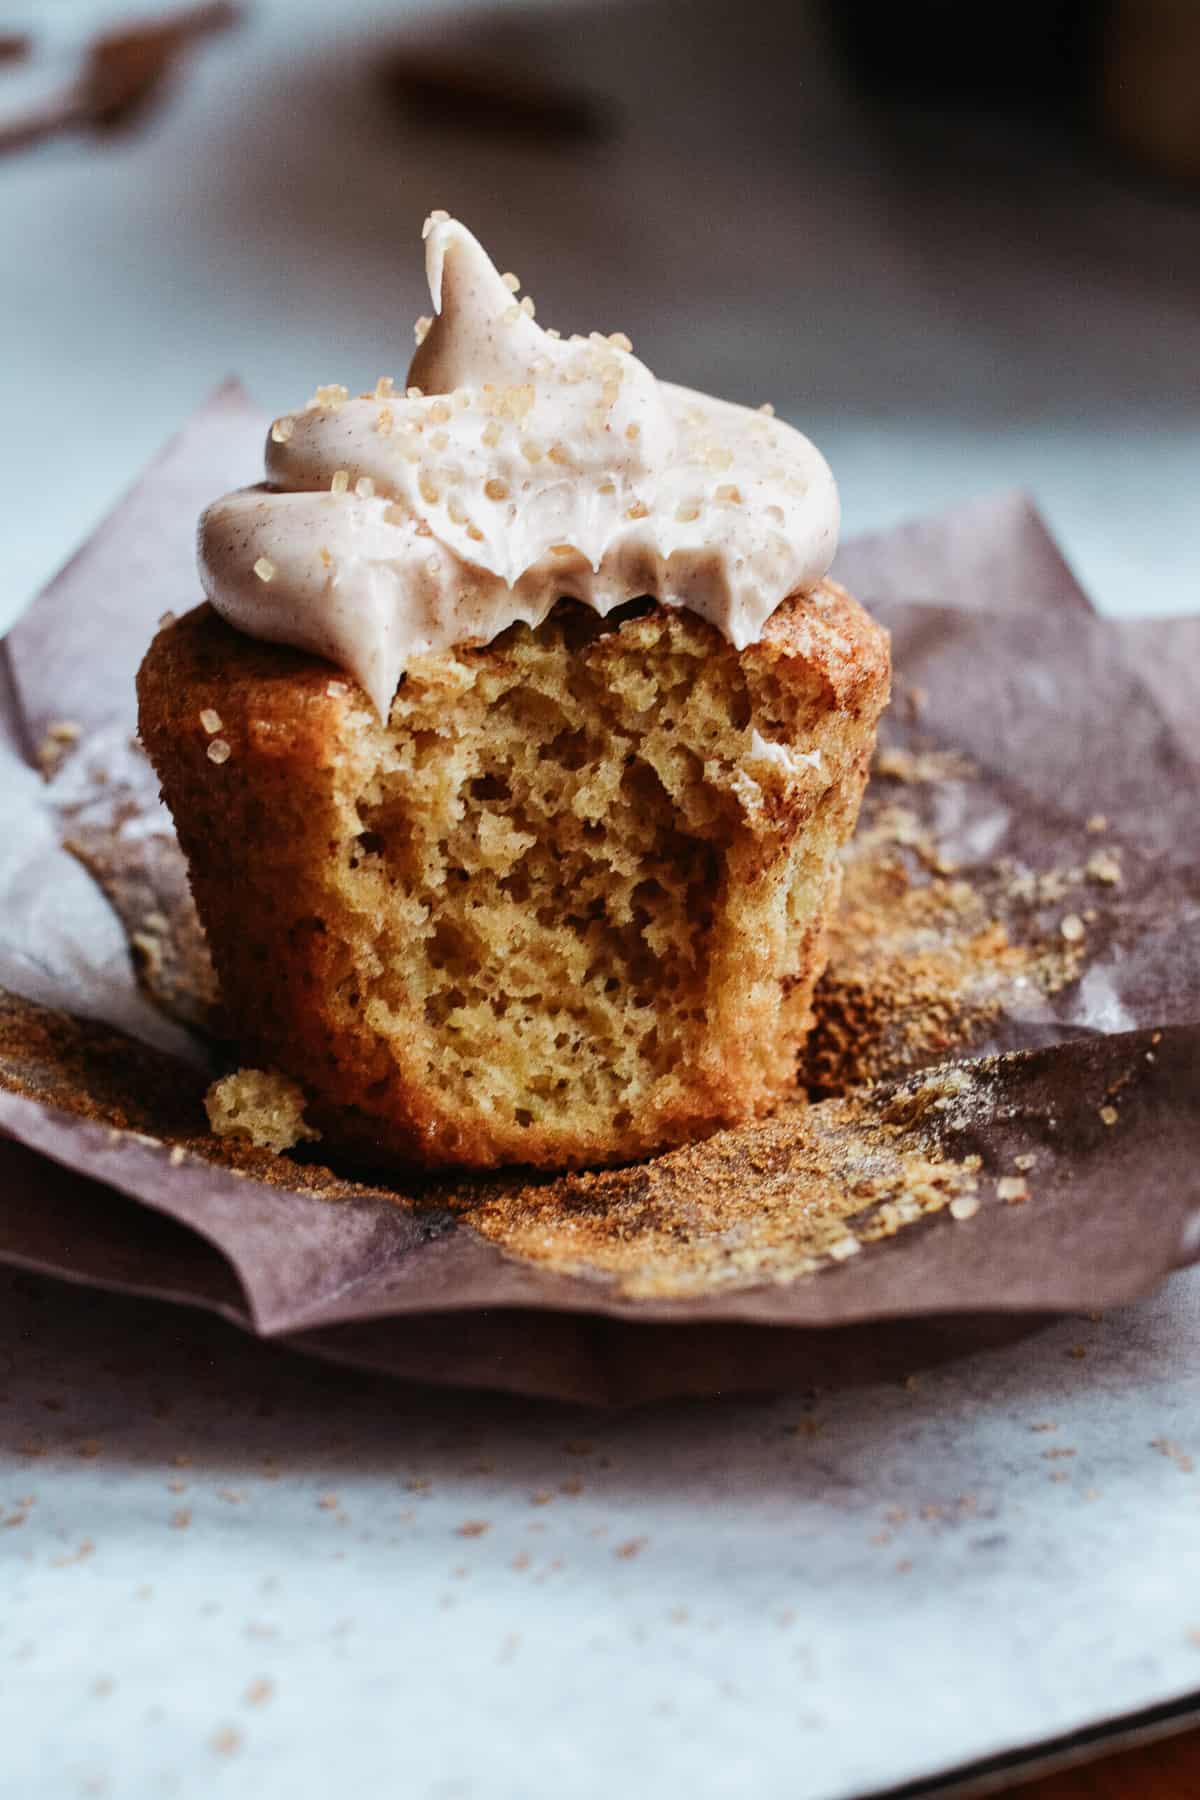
0 386 1196 1403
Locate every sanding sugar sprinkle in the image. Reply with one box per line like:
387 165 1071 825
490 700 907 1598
1086 851 1122 886
206 738 231 765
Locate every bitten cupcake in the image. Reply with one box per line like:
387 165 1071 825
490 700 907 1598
138 213 890 1170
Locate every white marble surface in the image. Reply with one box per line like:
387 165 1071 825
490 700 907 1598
3 4 1200 1795
3 1267 1200 1800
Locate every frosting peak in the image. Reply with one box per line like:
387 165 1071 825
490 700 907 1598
198 216 839 714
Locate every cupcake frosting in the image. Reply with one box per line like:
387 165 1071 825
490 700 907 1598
198 214 840 715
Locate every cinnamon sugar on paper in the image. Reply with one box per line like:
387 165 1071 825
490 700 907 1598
808 768 1093 1096
435 1065 986 1300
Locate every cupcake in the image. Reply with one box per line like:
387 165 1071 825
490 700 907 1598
138 213 889 1170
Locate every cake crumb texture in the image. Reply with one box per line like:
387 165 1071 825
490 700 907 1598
204 1068 320 1155
139 584 888 1169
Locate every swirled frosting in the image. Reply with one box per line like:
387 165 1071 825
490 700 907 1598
198 215 840 715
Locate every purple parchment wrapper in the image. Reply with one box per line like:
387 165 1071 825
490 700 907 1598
0 386 1195 1404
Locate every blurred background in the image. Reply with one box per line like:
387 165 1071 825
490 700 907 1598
2 0 1198 631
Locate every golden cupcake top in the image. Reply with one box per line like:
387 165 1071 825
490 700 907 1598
198 212 840 713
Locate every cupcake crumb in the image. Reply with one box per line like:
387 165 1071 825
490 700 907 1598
205 1069 320 1155
36 719 83 777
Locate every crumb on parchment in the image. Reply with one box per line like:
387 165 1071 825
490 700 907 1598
204 1069 320 1155
36 719 83 777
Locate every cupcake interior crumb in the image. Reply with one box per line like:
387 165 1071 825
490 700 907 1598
321 600 850 1159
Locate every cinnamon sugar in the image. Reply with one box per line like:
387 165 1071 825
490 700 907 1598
434 1068 983 1300
809 782 1090 1095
